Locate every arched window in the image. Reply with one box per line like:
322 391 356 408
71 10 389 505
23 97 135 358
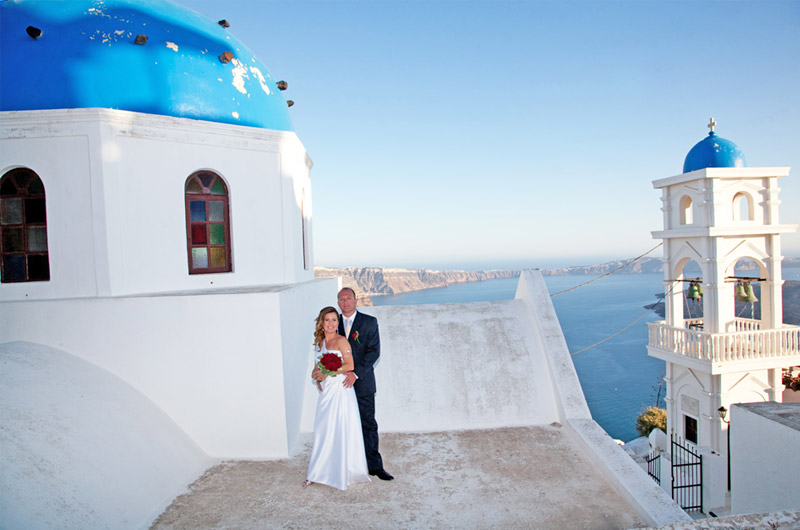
679 195 693 225
732 192 753 221
185 171 232 274
0 168 50 282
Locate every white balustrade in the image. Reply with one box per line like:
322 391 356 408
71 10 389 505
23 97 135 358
648 319 800 362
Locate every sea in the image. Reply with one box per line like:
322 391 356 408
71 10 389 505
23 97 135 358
371 272 668 442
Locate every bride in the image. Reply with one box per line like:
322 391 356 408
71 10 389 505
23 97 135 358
304 306 371 490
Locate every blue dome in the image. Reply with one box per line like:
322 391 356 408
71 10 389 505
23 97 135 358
683 131 746 173
0 0 293 131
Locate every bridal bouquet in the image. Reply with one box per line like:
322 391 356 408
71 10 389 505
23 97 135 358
317 351 343 377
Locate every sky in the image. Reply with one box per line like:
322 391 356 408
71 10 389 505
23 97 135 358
181 0 800 270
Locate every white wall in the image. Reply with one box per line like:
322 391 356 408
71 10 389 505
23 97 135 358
0 109 314 300
730 402 800 515
0 342 213 530
0 278 336 458
652 168 791 232
0 134 98 299
664 363 779 459
366 300 560 432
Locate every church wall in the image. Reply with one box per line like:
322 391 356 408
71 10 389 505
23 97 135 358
0 109 314 300
96 110 314 295
0 131 100 300
0 278 337 458
666 179 705 229
278 279 338 453
721 370 775 406
108 134 287 294
666 365 777 455
667 366 714 446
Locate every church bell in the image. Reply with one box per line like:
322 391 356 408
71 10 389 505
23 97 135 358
735 281 758 303
744 282 758 303
735 282 747 302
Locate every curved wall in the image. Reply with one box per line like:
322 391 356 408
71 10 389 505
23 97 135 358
0 341 212 529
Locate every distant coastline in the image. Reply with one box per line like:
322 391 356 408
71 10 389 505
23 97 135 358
315 257 800 306
313 266 518 305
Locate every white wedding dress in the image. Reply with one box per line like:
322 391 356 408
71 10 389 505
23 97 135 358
306 342 371 490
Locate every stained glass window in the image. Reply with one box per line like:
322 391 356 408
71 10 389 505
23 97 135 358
0 168 50 283
185 171 232 274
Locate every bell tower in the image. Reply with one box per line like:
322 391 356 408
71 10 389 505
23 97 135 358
647 119 799 461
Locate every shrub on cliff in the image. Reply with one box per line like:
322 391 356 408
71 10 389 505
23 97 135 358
636 407 666 437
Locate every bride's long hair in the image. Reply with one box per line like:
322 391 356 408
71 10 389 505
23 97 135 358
314 306 339 349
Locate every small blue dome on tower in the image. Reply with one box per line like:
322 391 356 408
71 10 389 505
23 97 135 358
683 118 746 173
0 0 293 131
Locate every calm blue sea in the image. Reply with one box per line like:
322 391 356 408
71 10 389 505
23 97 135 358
372 273 668 442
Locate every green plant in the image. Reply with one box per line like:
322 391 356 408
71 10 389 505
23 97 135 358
636 406 666 437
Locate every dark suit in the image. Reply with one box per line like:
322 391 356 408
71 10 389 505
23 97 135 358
339 310 383 472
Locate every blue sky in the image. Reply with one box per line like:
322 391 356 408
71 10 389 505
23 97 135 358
182 0 800 270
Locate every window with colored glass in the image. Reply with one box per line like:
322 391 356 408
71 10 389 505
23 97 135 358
0 168 50 283
184 171 232 274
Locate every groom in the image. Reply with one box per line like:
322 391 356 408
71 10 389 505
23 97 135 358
313 287 393 481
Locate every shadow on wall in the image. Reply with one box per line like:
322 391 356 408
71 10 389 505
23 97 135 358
0 341 214 529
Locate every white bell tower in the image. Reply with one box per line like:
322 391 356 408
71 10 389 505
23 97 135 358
647 119 799 463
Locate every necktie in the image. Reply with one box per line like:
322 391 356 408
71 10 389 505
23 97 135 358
345 318 352 338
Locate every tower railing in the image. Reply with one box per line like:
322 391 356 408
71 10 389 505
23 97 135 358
648 319 800 362
732 317 761 332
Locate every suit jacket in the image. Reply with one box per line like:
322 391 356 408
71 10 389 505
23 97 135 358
338 311 380 396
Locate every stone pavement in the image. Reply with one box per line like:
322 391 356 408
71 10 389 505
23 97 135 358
151 425 645 530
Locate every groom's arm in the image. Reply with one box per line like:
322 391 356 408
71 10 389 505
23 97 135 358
347 321 379 388
358 318 380 371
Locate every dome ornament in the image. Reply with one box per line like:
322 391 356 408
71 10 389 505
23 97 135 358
682 117 746 173
26 26 43 39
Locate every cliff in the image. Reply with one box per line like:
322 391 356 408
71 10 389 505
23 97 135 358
314 266 519 305
315 257 800 307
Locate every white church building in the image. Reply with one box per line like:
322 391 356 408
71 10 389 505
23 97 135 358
0 0 335 460
646 119 800 514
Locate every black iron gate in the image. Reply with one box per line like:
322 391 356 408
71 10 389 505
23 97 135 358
646 451 660 485
671 435 703 512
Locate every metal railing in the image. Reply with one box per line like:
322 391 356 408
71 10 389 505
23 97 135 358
671 435 703 512
646 451 661 485
648 319 800 363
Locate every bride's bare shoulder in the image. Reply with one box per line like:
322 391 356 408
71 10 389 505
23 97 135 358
332 335 351 352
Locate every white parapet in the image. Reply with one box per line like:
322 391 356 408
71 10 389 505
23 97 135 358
515 270 692 527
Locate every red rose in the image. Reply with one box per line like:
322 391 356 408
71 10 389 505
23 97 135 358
318 352 343 375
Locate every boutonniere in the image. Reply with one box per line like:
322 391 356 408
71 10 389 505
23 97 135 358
352 330 360 344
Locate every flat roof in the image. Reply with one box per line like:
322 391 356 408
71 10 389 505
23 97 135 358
151 427 645 529
737 402 800 431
